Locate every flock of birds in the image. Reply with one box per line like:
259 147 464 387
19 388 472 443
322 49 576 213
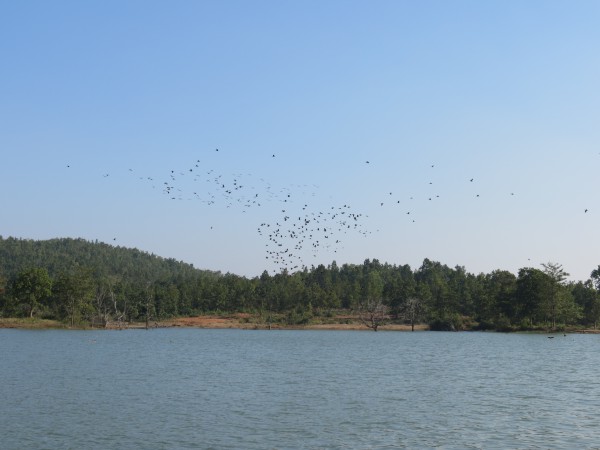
66 148 593 274
68 150 375 273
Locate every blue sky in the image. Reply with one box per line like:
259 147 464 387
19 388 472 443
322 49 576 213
1 1 599 280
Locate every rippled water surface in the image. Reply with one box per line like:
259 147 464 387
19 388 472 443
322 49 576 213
2 329 600 449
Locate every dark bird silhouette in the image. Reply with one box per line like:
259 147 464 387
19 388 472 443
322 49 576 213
585 209 588 213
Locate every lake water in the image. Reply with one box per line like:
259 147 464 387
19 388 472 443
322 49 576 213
1 329 600 449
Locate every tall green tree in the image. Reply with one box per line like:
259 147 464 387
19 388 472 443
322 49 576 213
516 267 550 326
0 272 6 314
11 267 52 318
591 266 600 291
338 264 361 309
479 270 517 328
416 259 458 329
541 262 580 328
385 264 416 317
571 280 600 328
154 280 180 318
53 268 94 326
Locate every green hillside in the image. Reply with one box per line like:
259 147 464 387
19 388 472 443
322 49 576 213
0 236 212 281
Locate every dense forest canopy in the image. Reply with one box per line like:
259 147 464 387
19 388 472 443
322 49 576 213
1 236 599 330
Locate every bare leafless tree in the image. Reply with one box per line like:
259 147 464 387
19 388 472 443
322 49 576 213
93 278 127 329
110 286 127 329
401 297 425 331
93 282 111 328
357 297 388 331
144 281 155 330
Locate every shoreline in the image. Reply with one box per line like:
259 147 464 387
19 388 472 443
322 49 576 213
0 315 427 331
2 315 599 333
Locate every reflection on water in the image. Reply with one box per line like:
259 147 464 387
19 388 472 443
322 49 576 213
1 329 599 449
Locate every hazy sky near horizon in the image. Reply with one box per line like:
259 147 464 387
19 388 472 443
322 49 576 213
1 1 599 281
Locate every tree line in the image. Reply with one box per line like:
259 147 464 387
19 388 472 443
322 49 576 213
1 236 600 330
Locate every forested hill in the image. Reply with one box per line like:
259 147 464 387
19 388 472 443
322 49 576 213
0 236 214 282
1 236 600 331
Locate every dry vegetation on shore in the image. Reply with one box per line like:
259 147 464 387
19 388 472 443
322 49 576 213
4 315 600 333
0 314 428 331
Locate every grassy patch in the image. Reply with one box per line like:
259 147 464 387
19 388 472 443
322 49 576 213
0 318 68 329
